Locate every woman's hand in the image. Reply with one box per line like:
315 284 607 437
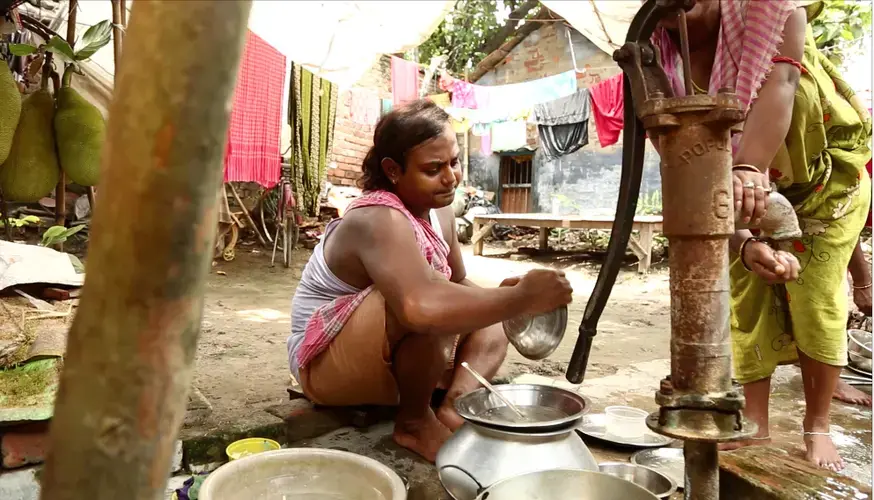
742 240 800 284
853 286 873 316
733 170 770 226
501 269 573 316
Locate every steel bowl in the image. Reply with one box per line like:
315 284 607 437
598 462 677 499
455 384 588 432
199 448 407 500
848 329 873 372
474 469 658 500
503 306 568 360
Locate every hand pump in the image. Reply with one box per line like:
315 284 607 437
565 1 759 498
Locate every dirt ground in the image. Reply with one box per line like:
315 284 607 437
193 239 672 426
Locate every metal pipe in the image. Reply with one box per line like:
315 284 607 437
39 2 251 498
684 441 719 500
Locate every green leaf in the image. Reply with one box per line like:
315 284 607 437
841 29 854 40
74 20 112 61
40 226 69 246
46 36 75 62
7 43 38 56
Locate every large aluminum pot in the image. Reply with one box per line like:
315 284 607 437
438 384 597 499
199 448 406 500
474 469 659 500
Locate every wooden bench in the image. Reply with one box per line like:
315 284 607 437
471 213 664 274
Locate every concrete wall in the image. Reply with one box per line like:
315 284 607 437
472 23 662 216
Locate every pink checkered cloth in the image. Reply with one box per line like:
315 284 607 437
296 190 452 368
653 0 799 149
224 31 286 188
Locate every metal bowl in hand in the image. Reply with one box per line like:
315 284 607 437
474 469 658 500
503 306 568 360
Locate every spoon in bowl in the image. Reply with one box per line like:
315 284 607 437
461 361 526 419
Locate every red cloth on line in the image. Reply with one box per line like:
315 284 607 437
391 56 419 106
589 73 624 147
224 31 286 188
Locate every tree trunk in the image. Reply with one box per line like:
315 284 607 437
478 0 540 57
39 2 251 499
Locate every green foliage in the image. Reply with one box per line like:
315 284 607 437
40 224 84 247
810 0 872 64
418 0 518 75
636 191 662 216
0 215 39 228
5 20 113 73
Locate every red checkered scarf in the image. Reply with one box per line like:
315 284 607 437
296 190 452 368
223 30 286 188
653 0 798 148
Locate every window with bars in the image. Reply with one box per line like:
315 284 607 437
499 154 533 213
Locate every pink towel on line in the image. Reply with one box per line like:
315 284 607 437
391 56 419 106
224 30 286 188
589 73 624 147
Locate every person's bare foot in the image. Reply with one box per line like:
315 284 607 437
393 409 453 463
833 379 872 406
803 431 844 471
436 402 465 431
718 434 771 452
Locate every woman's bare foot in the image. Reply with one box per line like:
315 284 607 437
393 409 453 463
803 431 844 471
833 380 872 406
718 434 771 452
436 402 465 431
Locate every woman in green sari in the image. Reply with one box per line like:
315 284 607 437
655 0 871 470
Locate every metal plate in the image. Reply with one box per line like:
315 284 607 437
631 448 685 490
577 414 674 448
455 384 588 432
846 362 873 378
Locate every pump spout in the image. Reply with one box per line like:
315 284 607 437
735 191 802 241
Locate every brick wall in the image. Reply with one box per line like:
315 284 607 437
328 56 440 186
470 23 663 216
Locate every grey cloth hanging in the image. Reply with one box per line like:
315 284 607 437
533 88 591 160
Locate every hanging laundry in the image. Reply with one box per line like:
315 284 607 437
438 70 455 92
589 73 624 147
381 98 393 117
480 131 492 156
427 93 451 108
533 88 591 160
491 120 530 153
451 80 479 109
348 87 380 125
290 62 339 217
391 56 419 106
224 31 287 188
481 70 578 113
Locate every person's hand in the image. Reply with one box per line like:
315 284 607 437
853 285 872 316
742 241 800 284
733 169 770 225
502 269 573 315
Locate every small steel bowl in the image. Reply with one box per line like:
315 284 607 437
502 306 568 360
598 462 677 499
455 384 588 432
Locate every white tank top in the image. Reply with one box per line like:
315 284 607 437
287 210 445 378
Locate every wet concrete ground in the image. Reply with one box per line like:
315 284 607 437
264 360 871 499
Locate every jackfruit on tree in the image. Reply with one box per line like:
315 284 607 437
0 90 60 202
0 66 22 165
54 86 105 187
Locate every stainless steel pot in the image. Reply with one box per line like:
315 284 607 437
473 469 658 500
437 385 597 500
